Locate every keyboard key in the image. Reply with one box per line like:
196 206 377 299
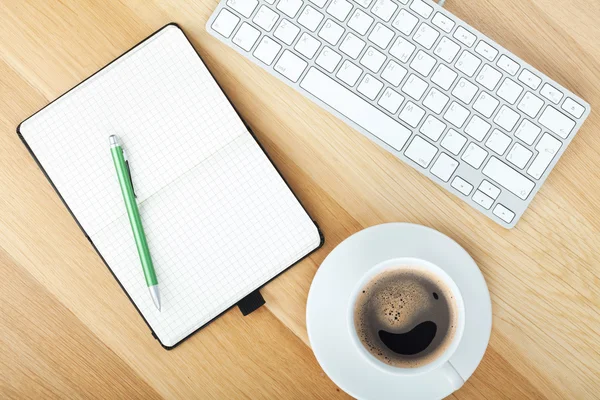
494 105 520 131
274 50 308 82
327 0 353 21
420 115 446 141
432 12 455 33
405 136 437 168
295 33 321 59
464 115 491 141
453 26 476 47
277 0 303 18
452 176 473 195
402 74 428 100
300 67 412 150
399 101 426 127
456 51 481 77
444 102 470 128
479 180 500 199
390 37 416 63
473 190 493 209
414 23 439 50
497 78 523 105
431 64 457 91
351 0 373 6
253 37 282 65
441 129 467 155
540 83 563 104
212 9 240 38
360 47 386 72
527 133 562 179
319 19 344 45
423 87 449 114
485 129 511 155
378 88 405 113
515 119 541 145
461 142 488 169
232 23 261 51
475 64 502 90
315 47 342 72
348 9 374 35
562 98 585 118
518 69 542 90
493 204 515 223
253 5 279 31
340 33 366 59
357 74 384 99
434 37 461 63
473 92 499 118
369 23 395 49
410 0 433 18
275 19 301 45
475 41 498 61
452 78 478 104
517 92 544 118
410 50 437 77
482 157 535 199
392 9 419 36
381 61 407 86
298 6 324 31
227 0 258 18
539 106 575 138
497 54 519 76
232 27 260 51
431 153 459 182
422 86 450 113
309 0 327 5
372 0 397 22
507 142 533 169
337 60 363 86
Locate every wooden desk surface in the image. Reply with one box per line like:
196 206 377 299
1 0 599 398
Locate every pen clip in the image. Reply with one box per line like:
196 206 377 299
122 149 137 198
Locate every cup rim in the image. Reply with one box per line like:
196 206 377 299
347 257 466 376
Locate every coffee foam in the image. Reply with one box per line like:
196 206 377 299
353 267 458 368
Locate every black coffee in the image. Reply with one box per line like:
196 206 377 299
353 267 458 368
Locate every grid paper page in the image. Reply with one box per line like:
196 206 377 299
19 25 321 347
20 25 247 236
92 134 320 346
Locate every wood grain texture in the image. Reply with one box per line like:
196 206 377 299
0 0 599 398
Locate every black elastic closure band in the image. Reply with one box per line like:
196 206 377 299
237 290 265 316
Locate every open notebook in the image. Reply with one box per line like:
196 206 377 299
18 24 322 348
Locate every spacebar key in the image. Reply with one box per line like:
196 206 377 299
300 67 411 151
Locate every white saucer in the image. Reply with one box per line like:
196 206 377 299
306 223 492 400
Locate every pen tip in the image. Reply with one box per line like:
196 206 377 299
149 285 161 312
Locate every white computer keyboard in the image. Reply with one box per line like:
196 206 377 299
206 0 590 228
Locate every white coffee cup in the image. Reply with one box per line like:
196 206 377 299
347 257 466 391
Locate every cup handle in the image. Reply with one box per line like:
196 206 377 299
440 361 464 391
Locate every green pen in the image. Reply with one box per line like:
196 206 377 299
109 135 161 311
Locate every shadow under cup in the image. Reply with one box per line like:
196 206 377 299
348 258 466 378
